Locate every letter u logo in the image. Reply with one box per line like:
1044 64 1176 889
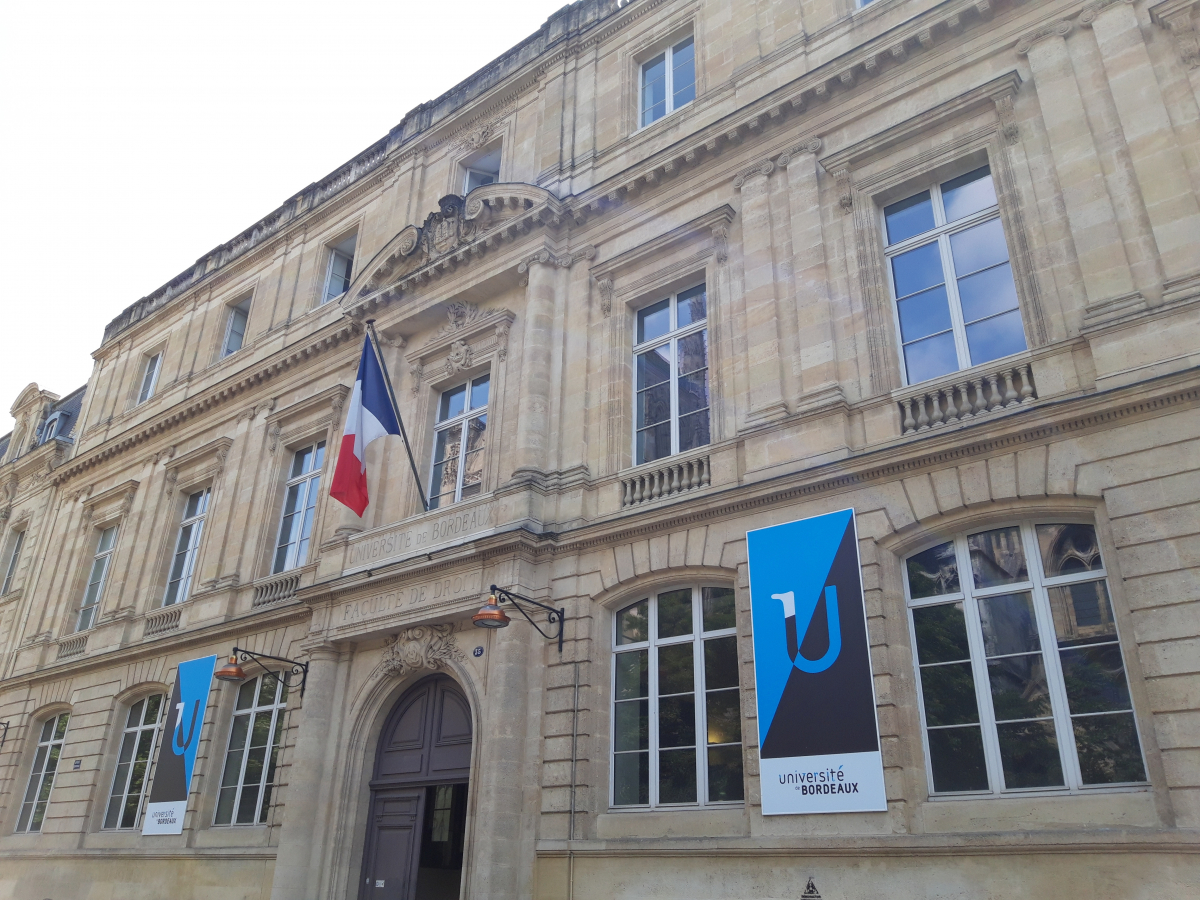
172 700 201 754
771 586 841 673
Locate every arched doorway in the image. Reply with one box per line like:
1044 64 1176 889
360 674 472 900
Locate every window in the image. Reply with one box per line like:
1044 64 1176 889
2 529 25 595
39 412 68 445
103 694 164 829
214 674 287 826
16 713 70 833
429 374 489 510
138 353 162 404
611 586 743 808
905 521 1147 796
321 234 357 304
163 488 210 606
640 34 695 127
463 147 501 194
884 165 1027 385
77 525 118 632
272 442 325 573
634 284 709 466
221 298 251 357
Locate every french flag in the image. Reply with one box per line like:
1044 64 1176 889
330 337 402 516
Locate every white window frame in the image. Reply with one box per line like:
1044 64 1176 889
213 673 287 826
103 694 165 830
321 234 357 305
2 528 25 595
137 352 162 404
272 441 325 574
632 284 710 466
221 298 251 358
16 712 70 833
77 525 118 632
163 488 210 607
39 412 67 444
904 519 1148 798
429 374 490 510
638 33 696 129
610 585 743 810
882 165 1026 385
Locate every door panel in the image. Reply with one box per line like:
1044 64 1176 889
361 787 424 900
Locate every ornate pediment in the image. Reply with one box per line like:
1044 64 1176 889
344 183 566 317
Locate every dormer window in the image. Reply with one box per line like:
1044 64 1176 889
322 234 357 305
39 412 69 445
137 353 162 405
463 147 501 194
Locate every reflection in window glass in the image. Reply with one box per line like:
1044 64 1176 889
430 374 490 510
273 442 325 573
640 35 696 127
612 587 742 808
104 695 164 829
215 674 288 825
16 713 70 833
906 523 1145 795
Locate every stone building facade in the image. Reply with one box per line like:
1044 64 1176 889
1 0 1198 897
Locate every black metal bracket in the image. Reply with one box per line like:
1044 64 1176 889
0 720 8 751
490 584 566 653
231 647 310 699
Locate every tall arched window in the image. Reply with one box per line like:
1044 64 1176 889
104 694 165 829
904 521 1146 795
16 712 70 833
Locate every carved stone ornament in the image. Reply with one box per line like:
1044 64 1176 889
995 94 1020 146
597 278 615 317
1016 20 1074 55
445 340 473 375
1153 1 1200 69
380 624 465 678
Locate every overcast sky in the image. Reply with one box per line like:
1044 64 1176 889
0 0 568 434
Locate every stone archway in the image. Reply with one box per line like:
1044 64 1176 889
358 673 472 900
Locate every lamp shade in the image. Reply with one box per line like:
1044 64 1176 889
214 655 247 682
472 595 510 629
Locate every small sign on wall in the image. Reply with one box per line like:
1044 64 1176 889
747 509 887 815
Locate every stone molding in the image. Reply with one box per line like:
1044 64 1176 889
1151 0 1200 67
1080 0 1136 26
1015 20 1075 55
162 436 234 491
379 624 465 678
405 302 516 393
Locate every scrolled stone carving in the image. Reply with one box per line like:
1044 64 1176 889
445 340 473 375
597 278 615 317
1079 0 1134 26
835 169 854 212
711 225 729 265
381 624 465 678
995 95 1020 146
1016 20 1073 55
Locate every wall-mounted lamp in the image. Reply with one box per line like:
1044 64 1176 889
214 647 310 699
472 584 566 653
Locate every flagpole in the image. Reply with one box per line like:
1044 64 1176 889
365 320 429 513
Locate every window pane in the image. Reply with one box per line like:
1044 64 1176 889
613 752 649 805
885 191 936 244
897 285 953 342
98 526 118 553
677 370 709 418
927 726 989 792
658 588 693 638
616 600 648 645
658 695 696 747
614 650 648 700
636 344 671 389
637 299 670 344
906 542 960 600
977 592 1040 656
1073 713 1146 784
950 218 1009 276
641 54 667 126
891 242 945 298
702 587 735 631
236 679 257 710
678 410 711 453
1036 524 1104 578
919 662 979 726
996 720 1064 789
464 414 487 455
958 262 1019 324
145 694 163 725
433 423 463 466
913 602 971 664
1048 581 1117 647
677 330 708 376
703 636 738 689
658 643 694 694
438 384 467 422
126 700 145 730
290 446 311 479
637 382 671 428
676 285 706 327
614 700 649 752
707 745 744 801
1059 644 1132 713
706 690 741 744
659 748 697 803
637 421 673 465
965 309 1027 366
469 375 490 410
968 527 1028 589
672 41 696 109
988 653 1052 720
941 167 997 222
904 331 959 383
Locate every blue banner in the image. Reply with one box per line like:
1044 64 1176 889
143 655 217 834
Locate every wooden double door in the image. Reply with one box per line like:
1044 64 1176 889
360 675 472 900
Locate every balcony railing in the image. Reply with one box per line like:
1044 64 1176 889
253 571 301 607
899 362 1037 436
144 605 183 637
622 454 711 508
56 634 87 660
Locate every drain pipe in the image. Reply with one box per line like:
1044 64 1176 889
567 660 580 900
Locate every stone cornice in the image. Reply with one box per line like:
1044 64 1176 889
1151 0 1200 68
54 320 361 486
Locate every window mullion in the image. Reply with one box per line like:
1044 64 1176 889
670 337 680 456
456 418 469 503
956 536 1004 794
259 702 280 819
693 587 706 804
648 599 660 807
939 234 972 371
232 709 252 821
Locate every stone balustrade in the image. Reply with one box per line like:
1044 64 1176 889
622 455 711 508
144 605 183 637
253 571 301 607
56 634 87 660
899 363 1037 436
